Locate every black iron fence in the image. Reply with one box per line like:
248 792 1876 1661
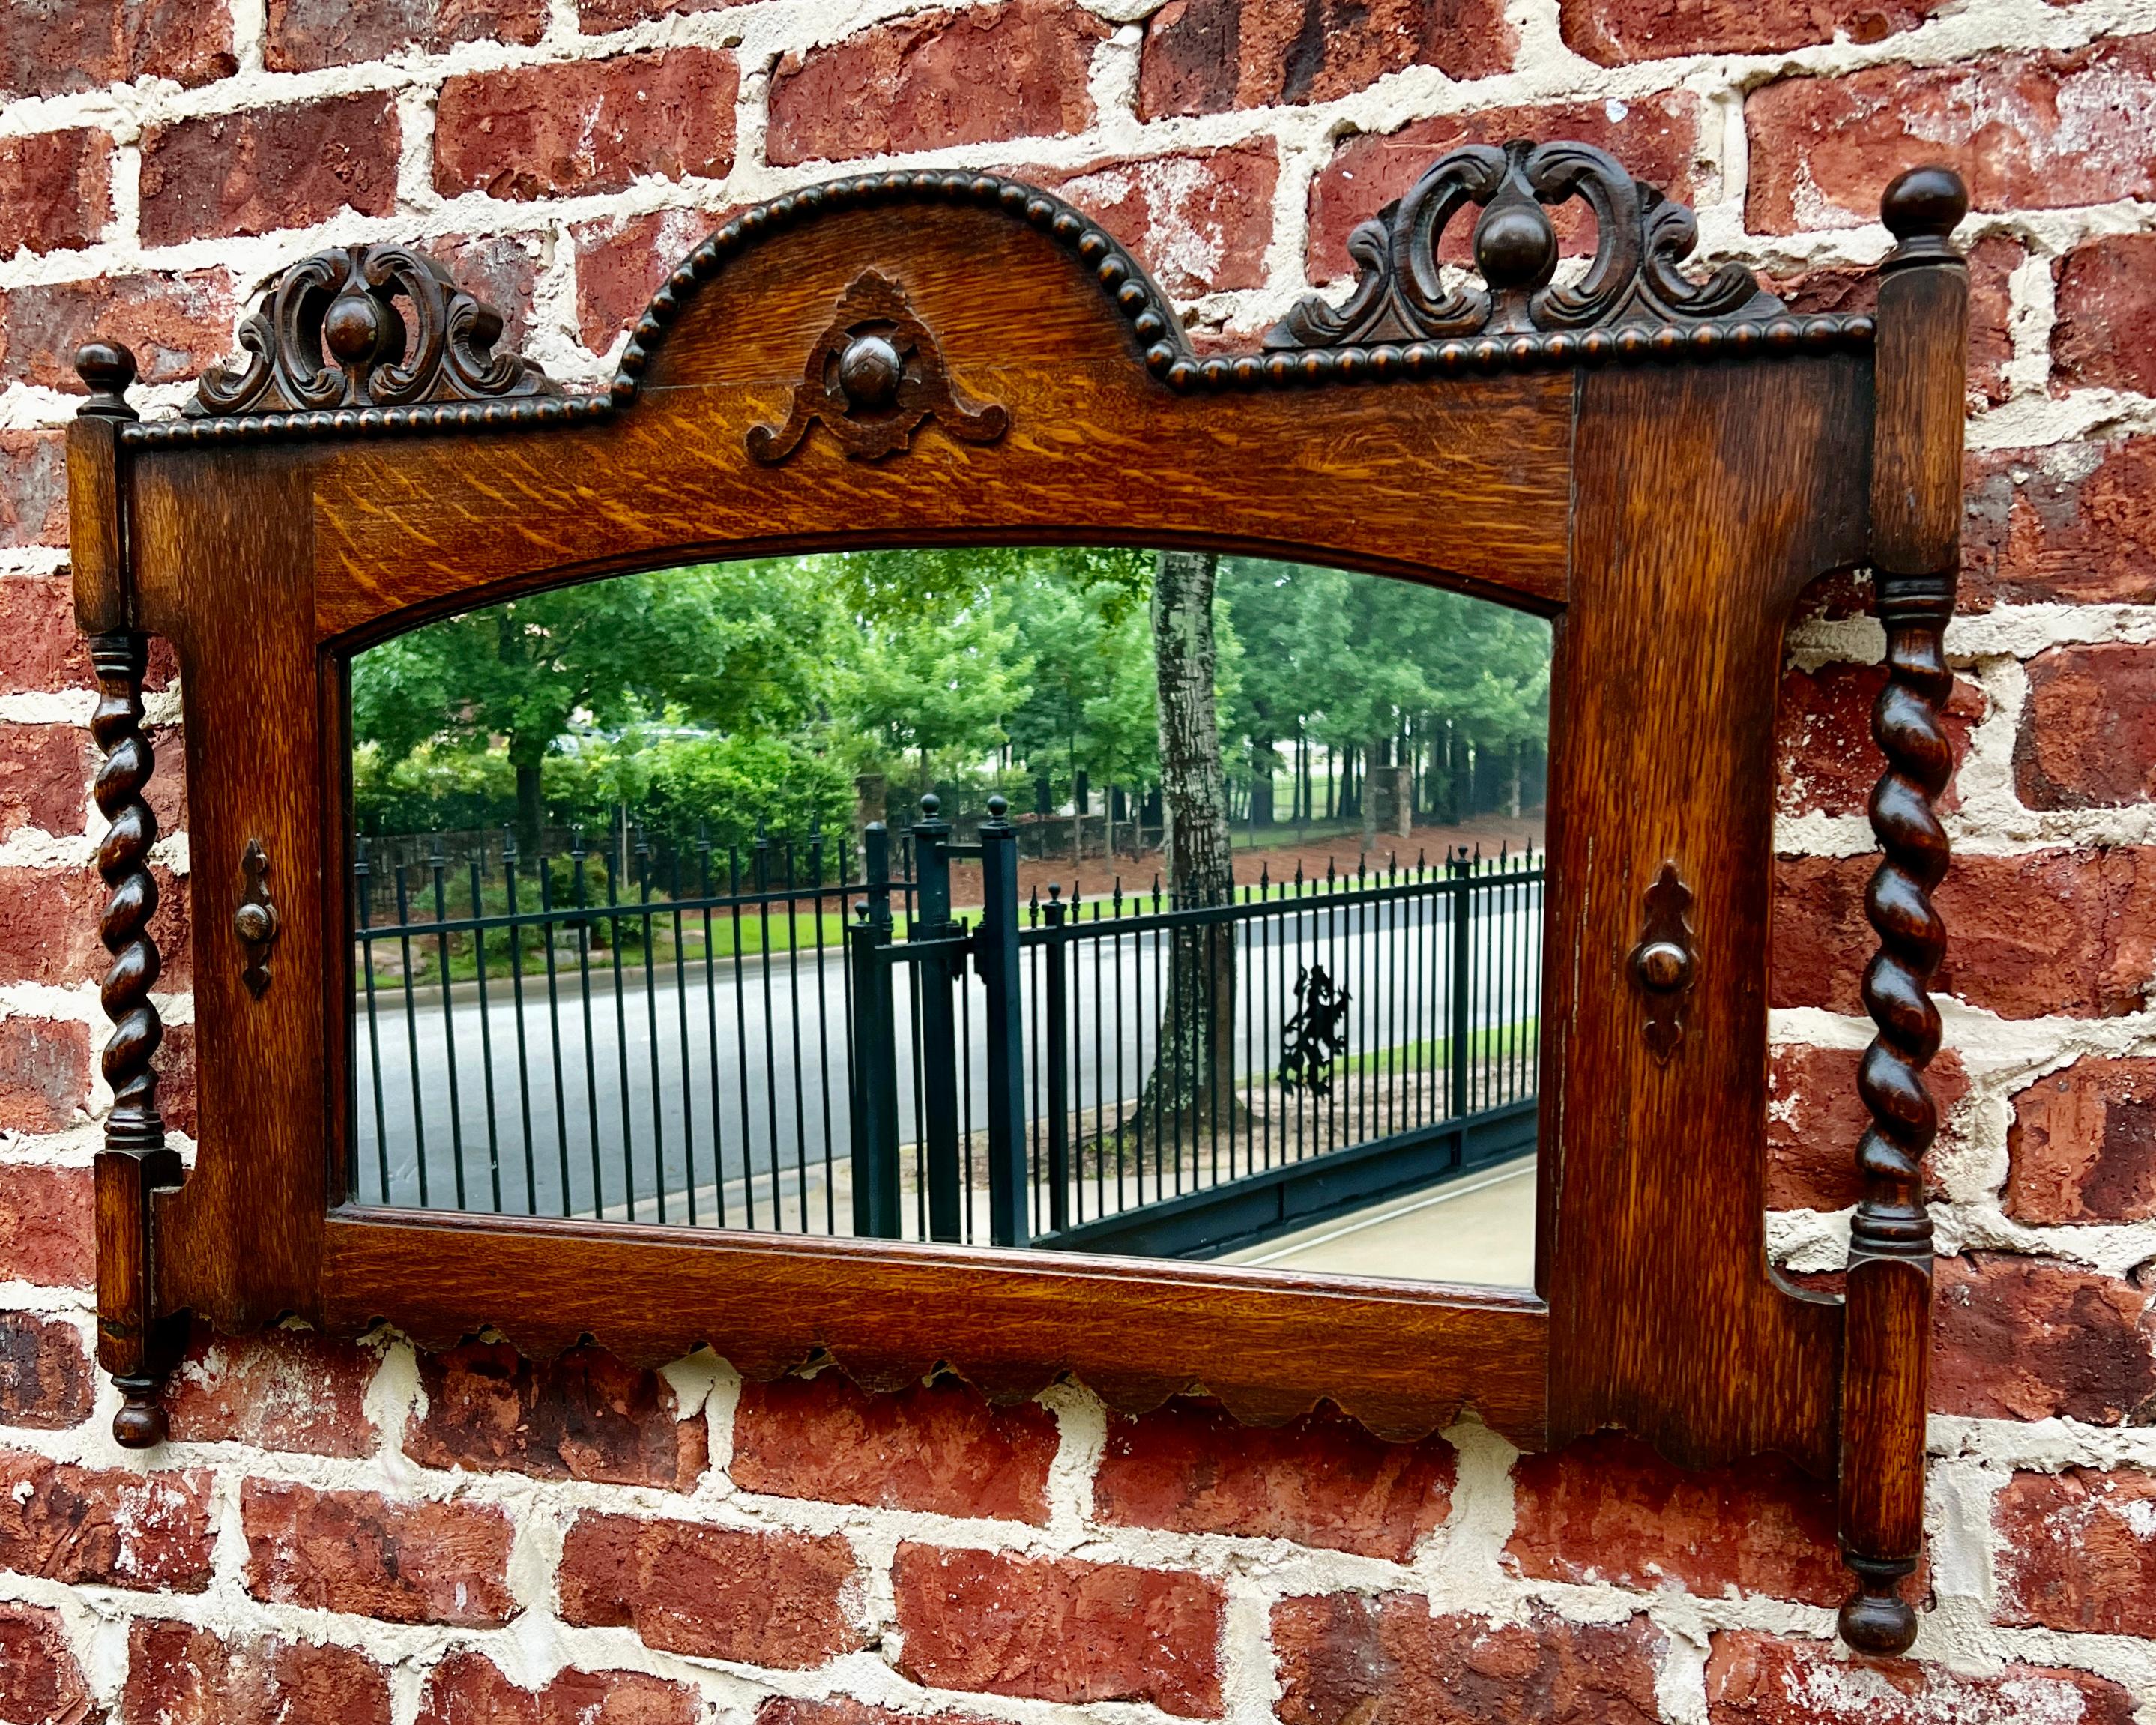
348 807 1542 1259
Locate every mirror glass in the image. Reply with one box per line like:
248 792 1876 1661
344 549 1550 1287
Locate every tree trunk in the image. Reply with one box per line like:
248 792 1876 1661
514 760 544 855
1362 737 1383 854
1141 550 1238 1150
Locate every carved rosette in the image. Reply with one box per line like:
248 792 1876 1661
1267 139 1782 350
749 270 1010 464
188 245 557 417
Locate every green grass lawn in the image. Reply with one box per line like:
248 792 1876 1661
1338 1018 1540 1076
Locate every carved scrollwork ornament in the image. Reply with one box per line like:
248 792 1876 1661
235 840 280 998
188 245 558 417
749 270 1011 464
1266 139 1782 351
1629 862 1696 1061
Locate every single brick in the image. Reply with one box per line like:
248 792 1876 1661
1 273 237 394
139 94 398 247
1776 241 2015 407
2010 1055 2156 1224
0 1601 93 1725
1273 1593 1664 1725
0 575 91 695
267 0 546 70
407 1338 705 1490
1027 145 1278 298
138 724 186 839
1996 1468 2156 1637
1747 40 2156 232
1772 848 2156 1021
0 1449 214 1590
1933 1254 2156 1425
0 130 113 256
1703 1628 2137 1724
435 50 737 202
426 233 542 351
2018 644 2156 810
1506 1431 1843 1607
0 865 164 994
0 725 89 841
758 1702 1000 1725
767 0 1108 167
1766 1042 1963 1213
164 1319 381 1455
580 0 737 24
1 0 234 98
416 1651 699 1725
1559 0 1939 61
1963 440 2156 611
2053 232 2156 399
893 1544 1223 1717
733 1371 1054 1522
241 1481 516 1626
1308 94 1697 283
0 1312 94 1429
121 1618 393 1725
147 861 193 994
1093 1397 1451 1559
575 208 721 354
0 1016 91 1135
1139 0 1512 119
158 1018 199 1140
0 432 70 549
0 1163 94 1287
558 1513 862 1665
1775 661 1982 820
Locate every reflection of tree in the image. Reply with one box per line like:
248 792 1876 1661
348 548 1551 865
1218 558 1551 833
350 564 834 848
1141 549 1239 1141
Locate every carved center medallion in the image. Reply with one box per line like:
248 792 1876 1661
748 271 1010 465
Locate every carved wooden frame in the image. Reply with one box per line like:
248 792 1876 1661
69 145 1969 1653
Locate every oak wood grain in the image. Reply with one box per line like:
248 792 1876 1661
1541 355 1870 1478
325 1208 1551 1444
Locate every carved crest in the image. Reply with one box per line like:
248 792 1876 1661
1268 139 1782 350
749 270 1009 464
187 245 556 417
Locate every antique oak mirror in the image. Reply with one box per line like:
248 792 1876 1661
70 143 1969 1654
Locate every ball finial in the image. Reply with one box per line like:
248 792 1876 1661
111 1378 168 1449
986 793 1009 821
919 791 940 818
73 340 139 420
1473 201 1559 293
1880 165 1967 247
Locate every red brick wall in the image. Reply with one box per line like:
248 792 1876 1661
2 0 2154 1718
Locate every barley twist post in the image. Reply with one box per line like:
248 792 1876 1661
76 341 182 1449
1837 164 1967 1656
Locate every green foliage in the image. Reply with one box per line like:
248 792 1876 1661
347 543 1550 842
630 734 854 853
1219 558 1549 754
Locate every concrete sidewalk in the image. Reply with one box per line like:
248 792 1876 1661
1222 1156 1536 1287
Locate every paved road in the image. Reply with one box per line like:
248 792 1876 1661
350 890 1544 1239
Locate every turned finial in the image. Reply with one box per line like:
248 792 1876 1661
112 1377 168 1448
74 341 139 420
1879 166 1968 269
